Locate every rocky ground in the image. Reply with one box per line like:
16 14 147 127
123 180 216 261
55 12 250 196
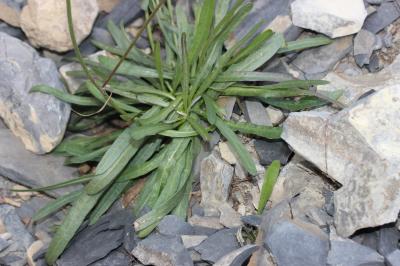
0 0 400 265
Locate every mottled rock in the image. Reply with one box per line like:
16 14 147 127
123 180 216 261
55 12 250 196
214 245 258 266
363 1 400 34
354 29 377 67
243 100 272 126
217 96 236 120
188 215 224 231
200 151 234 215
291 0 367 38
218 203 242 228
157 215 194 236
386 249 400 266
218 142 237 165
195 228 240 263
290 36 353 79
0 32 70 154
181 235 207 249
0 129 78 196
20 0 99 52
91 249 133 266
282 87 400 236
132 233 193 266
264 219 329 266
254 140 292 166
328 233 385 266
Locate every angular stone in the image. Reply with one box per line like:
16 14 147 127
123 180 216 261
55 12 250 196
354 29 377 67
217 96 236 120
91 249 132 266
377 226 400 256
157 215 194 236
218 142 237 165
200 151 234 215
0 129 78 196
328 234 385 266
264 219 329 266
20 0 98 52
363 1 400 34
240 215 262 228
214 245 258 266
386 249 400 266
290 36 353 79
181 235 207 249
0 21 24 38
265 106 285 126
282 87 400 236
0 32 70 154
132 233 193 266
188 215 224 231
0 236 9 252
291 0 367 38
195 228 240 263
218 203 242 228
243 100 272 126
254 140 292 166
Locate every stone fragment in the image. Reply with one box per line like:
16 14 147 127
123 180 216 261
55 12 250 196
328 233 385 266
0 129 78 196
214 245 258 266
363 1 400 34
282 87 400 236
157 215 194 236
377 226 400 256
291 0 367 38
218 204 242 228
254 140 292 166
217 96 236 120
91 249 133 266
0 0 23 27
195 228 240 263
265 106 285 126
132 233 193 266
243 100 272 126
290 36 353 79
218 142 237 165
241 215 262 228
181 235 207 249
188 215 224 231
0 21 23 38
354 29 377 67
20 0 98 52
367 53 383 73
200 151 234 215
0 236 10 252
264 219 329 266
97 0 119 12
0 33 70 154
386 249 400 266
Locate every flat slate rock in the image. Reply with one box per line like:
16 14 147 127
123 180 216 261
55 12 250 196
254 139 292 166
157 215 195 236
363 1 400 34
386 249 400 266
0 129 78 196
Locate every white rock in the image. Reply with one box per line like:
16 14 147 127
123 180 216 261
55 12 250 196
218 142 237 165
181 235 207 249
266 106 285 126
20 0 99 52
282 86 400 236
291 0 367 38
219 203 242 228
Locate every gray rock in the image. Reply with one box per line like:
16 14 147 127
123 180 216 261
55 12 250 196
200 151 234 215
90 249 133 266
377 226 400 256
132 233 193 266
264 219 329 266
328 234 385 266
15 197 49 221
241 215 262 228
181 235 208 249
157 215 194 236
195 228 240 263
282 86 400 237
363 1 400 33
217 96 236 120
366 0 387 4
0 32 70 154
243 100 272 126
214 245 258 266
0 129 78 196
354 29 377 67
57 210 133 266
290 36 353 79
367 53 383 73
96 0 142 29
254 140 292 166
386 249 400 266
351 230 379 251
234 0 301 42
0 236 10 252
0 22 24 38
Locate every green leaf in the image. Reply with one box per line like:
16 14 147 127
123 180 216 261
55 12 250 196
31 85 100 106
203 94 218 125
216 71 292 82
130 122 180 140
261 96 332 111
215 118 257 176
187 114 210 141
278 36 332 54
225 120 282 139
258 160 280 214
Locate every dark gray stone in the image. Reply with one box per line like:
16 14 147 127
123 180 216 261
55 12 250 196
0 22 24 39
264 219 329 266
195 228 240 263
57 210 133 266
157 215 194 236
192 226 219 237
241 215 262 227
386 249 400 266
191 203 205 217
214 245 258 266
351 230 379 251
132 233 193 266
328 236 385 266
290 36 353 79
91 249 133 266
377 226 400 256
354 29 377 67
0 32 70 154
363 1 400 33
234 0 301 42
367 53 384 73
96 0 142 29
92 27 114 46
0 129 79 197
254 140 292 166
16 197 50 221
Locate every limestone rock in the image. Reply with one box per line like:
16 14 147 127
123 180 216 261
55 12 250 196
282 86 400 236
0 0 24 27
0 32 70 154
291 0 367 38
20 0 99 52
